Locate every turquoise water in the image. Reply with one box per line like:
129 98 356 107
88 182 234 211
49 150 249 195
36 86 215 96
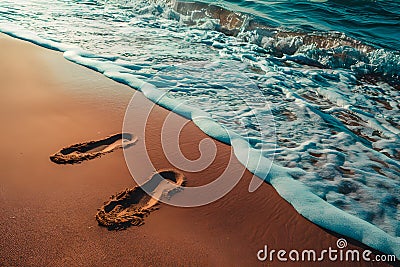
208 0 400 50
1 0 399 257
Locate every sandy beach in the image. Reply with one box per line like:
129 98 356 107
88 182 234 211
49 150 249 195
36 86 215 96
0 34 396 266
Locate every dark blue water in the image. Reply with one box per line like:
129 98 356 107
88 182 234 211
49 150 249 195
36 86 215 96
214 0 400 50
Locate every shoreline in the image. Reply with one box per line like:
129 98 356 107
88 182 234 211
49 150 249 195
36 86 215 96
0 34 397 266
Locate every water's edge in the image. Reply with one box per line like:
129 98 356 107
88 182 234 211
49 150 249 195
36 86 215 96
1 25 398 259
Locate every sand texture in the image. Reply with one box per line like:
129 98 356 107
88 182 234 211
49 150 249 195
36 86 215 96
50 133 137 164
96 169 185 230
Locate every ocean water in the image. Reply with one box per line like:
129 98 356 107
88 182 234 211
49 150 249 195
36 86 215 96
1 0 399 257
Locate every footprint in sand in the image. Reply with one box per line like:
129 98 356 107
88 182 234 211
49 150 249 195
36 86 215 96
96 169 185 230
50 133 137 164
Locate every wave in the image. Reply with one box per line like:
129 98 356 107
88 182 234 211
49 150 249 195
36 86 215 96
167 0 400 86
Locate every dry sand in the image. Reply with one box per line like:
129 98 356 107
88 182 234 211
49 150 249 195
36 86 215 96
0 34 396 266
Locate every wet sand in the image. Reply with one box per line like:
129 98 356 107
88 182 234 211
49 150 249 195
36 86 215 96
0 34 396 266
